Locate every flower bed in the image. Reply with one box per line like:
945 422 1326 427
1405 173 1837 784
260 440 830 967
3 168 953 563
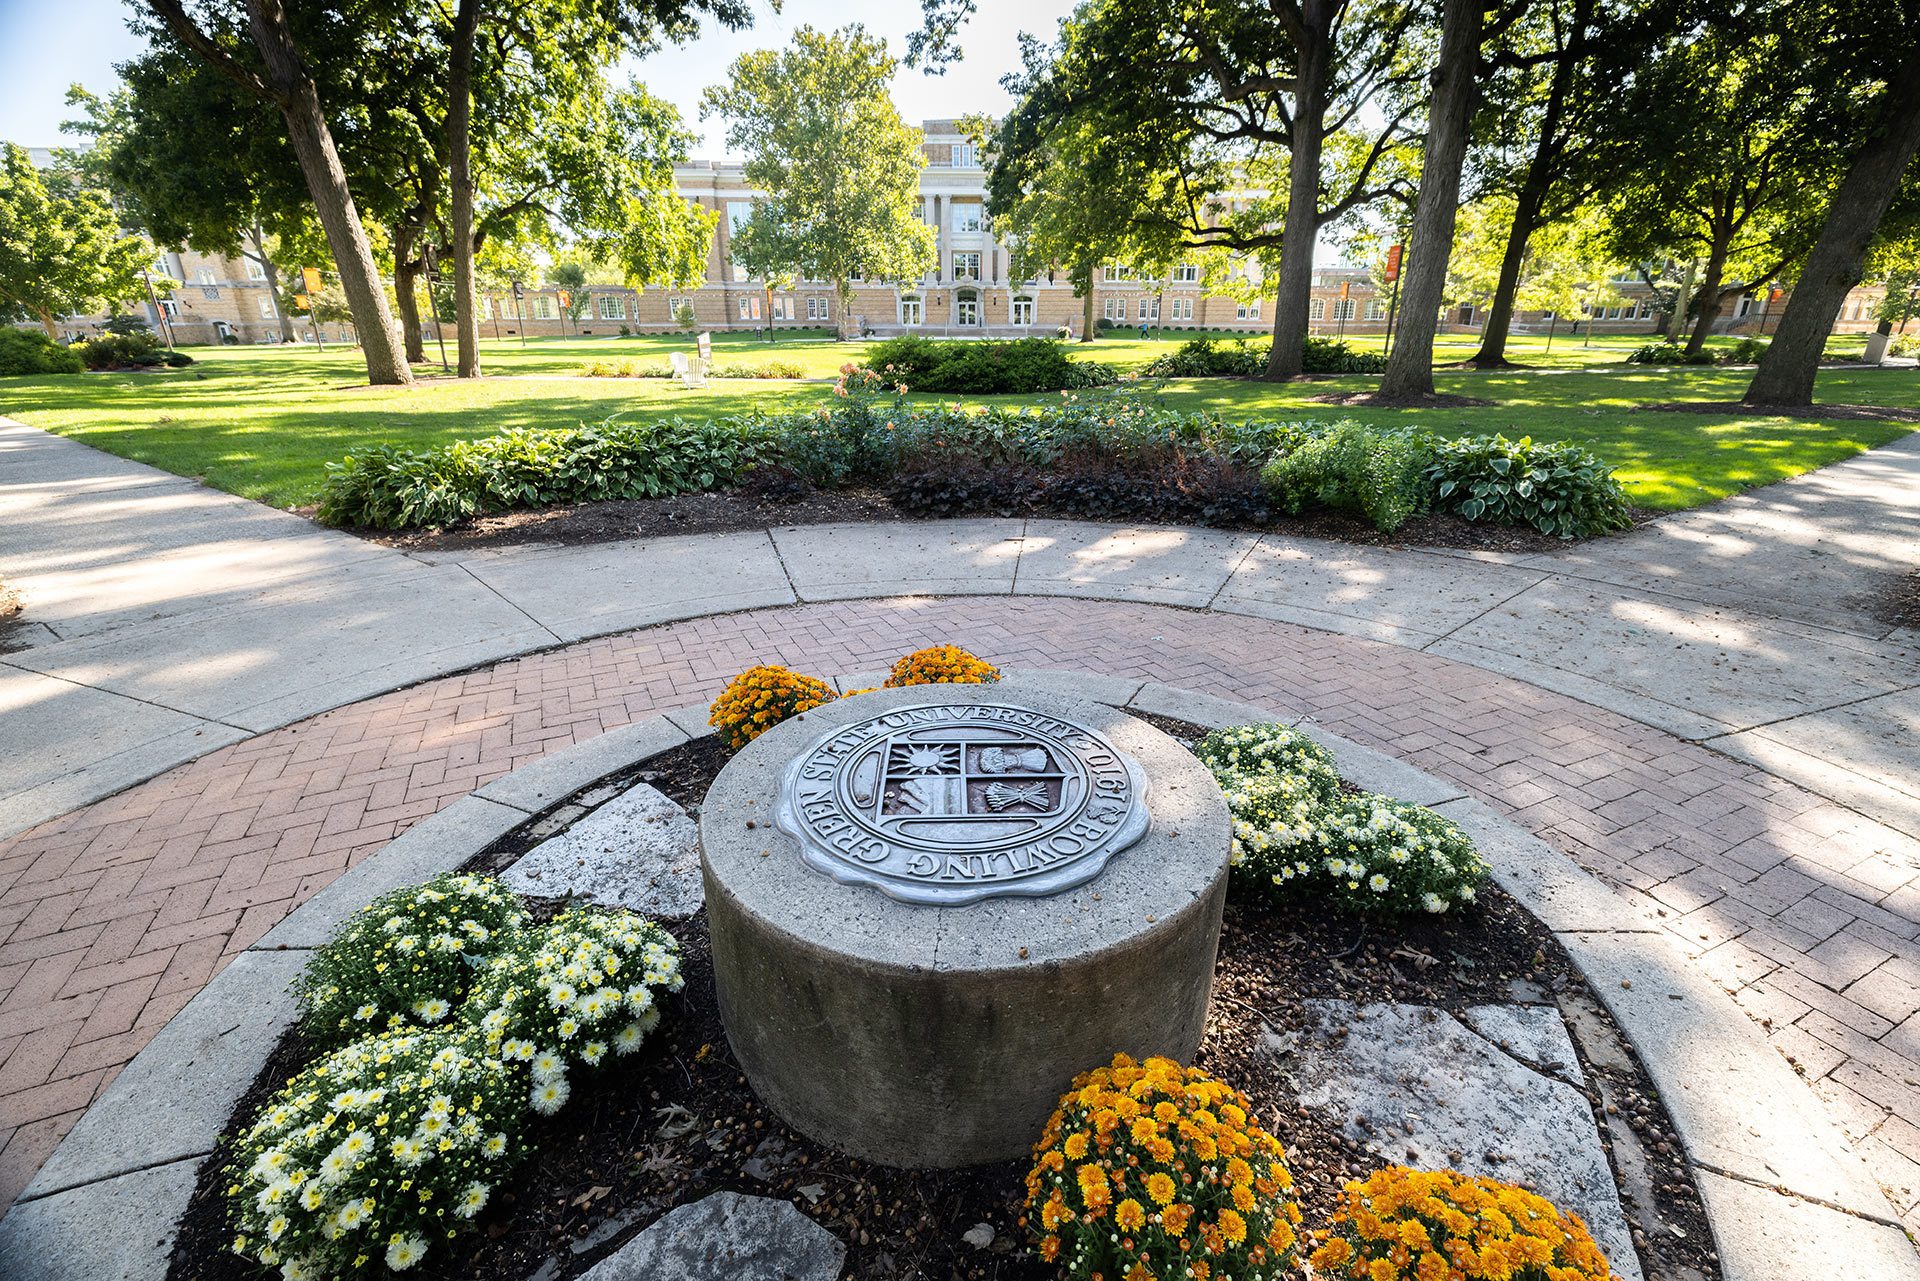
317 374 1633 541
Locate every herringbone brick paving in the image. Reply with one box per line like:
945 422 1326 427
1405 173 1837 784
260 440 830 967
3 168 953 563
2 595 1916 1230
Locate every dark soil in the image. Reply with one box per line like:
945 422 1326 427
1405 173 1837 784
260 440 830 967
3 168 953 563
170 726 1718 1281
351 483 1596 558
1870 570 1920 633
1639 400 1920 423
1306 391 1499 409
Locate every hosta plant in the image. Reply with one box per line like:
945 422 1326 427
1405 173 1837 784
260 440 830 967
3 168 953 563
1024 1054 1302 1281
294 874 526 1048
466 909 684 1114
226 1029 523 1277
1426 435 1633 539
707 664 836 751
1310 1166 1612 1281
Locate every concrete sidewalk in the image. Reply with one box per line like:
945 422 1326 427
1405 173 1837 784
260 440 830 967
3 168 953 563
3 418 1915 844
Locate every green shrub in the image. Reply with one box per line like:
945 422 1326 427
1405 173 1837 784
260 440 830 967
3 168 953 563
1261 420 1434 532
1726 336 1768 363
1196 722 1489 915
226 1029 525 1277
1300 337 1387 374
294 873 526 1049
316 417 771 529
467 909 684 1113
162 350 194 367
0 328 84 376
1887 333 1920 358
1628 341 1714 365
579 357 670 378
1426 434 1633 539
75 330 166 370
863 335 1111 394
711 359 806 379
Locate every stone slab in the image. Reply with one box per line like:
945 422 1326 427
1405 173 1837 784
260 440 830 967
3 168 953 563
1436 577 1920 735
1124 682 1278 731
771 519 1024 600
1422 638 1732 741
0 664 247 842
0 1155 199 1281
576 1191 844 1281
503 781 702 916
1218 537 1547 641
1012 521 1260 607
1558 929 1896 1222
1431 797 1659 935
21 949 308 1201
1709 687 1920 840
1282 999 1641 1280
251 796 530 950
1695 1169 1920 1281
1464 1003 1584 1084
461 531 796 642
995 668 1147 710
475 714 691 813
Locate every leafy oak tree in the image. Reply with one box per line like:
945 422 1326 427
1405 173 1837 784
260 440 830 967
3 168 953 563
1745 0 1920 405
987 0 1424 379
701 26 936 339
0 143 157 338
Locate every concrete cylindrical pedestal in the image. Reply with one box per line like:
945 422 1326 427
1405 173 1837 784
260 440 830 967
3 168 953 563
699 686 1229 1168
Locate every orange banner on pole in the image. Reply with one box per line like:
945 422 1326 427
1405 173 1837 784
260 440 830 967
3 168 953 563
1384 243 1403 283
301 267 323 293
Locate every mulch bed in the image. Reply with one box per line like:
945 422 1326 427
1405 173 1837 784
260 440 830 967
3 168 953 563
350 485 1592 558
1871 570 1920 633
169 722 1718 1281
1638 400 1920 423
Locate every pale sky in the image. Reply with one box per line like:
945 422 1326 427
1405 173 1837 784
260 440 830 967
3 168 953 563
0 0 1080 153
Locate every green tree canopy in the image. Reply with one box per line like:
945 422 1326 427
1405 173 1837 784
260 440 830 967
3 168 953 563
0 143 158 338
702 25 936 337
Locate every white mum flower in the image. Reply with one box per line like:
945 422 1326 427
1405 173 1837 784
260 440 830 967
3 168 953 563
532 1077 571 1115
385 1234 429 1271
455 1182 490 1219
614 1023 645 1053
1369 874 1390 893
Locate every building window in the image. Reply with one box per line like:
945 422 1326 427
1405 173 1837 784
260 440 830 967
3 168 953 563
771 295 793 321
956 294 980 325
807 297 829 321
532 296 555 319
952 252 981 281
1237 300 1264 322
259 297 275 318
951 202 984 233
1172 263 1199 283
1169 297 1193 321
1330 299 1352 321
901 298 923 325
160 299 180 318
1102 261 1136 281
245 258 268 281
1366 298 1387 321
1103 297 1126 321
1011 296 1034 325
950 141 978 167
597 295 624 320
1309 298 1326 320
738 296 763 321
1137 297 1160 322
480 296 493 321
197 268 216 285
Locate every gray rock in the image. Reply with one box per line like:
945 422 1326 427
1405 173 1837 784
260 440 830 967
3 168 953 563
503 781 701 916
1464 1003 1585 1084
1280 999 1643 1281
0 1156 199 1281
575 1191 844 1281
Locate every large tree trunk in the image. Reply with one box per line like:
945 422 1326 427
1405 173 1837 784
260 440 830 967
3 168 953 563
1665 258 1696 341
395 261 425 364
1080 275 1095 342
1747 64 1920 406
37 307 57 340
1683 236 1728 357
243 0 410 384
1380 0 1480 398
246 228 296 342
1263 20 1331 380
449 0 481 378
1469 0 1585 369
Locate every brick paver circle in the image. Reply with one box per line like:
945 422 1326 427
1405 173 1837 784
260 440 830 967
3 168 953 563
1 595 1916 1228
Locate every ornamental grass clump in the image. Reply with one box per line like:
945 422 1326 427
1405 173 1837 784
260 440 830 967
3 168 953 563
707 664 837 751
1309 1166 1612 1281
466 909 684 1115
883 644 1002 687
1024 1053 1302 1281
226 1029 523 1277
294 874 526 1049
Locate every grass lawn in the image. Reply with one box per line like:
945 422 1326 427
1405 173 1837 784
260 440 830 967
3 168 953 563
0 332 1911 513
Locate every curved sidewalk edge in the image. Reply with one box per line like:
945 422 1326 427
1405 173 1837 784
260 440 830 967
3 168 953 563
2 671 1912 1281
